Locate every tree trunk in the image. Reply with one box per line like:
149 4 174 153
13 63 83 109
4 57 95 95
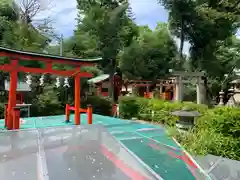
179 17 185 68
108 58 116 103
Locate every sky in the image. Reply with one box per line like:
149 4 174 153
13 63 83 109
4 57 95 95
32 0 190 53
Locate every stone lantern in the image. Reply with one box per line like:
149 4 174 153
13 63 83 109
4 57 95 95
171 106 200 131
229 79 240 105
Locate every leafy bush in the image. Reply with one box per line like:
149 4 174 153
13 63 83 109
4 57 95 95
0 103 5 119
118 96 140 119
176 106 240 160
82 96 112 116
136 97 152 120
119 96 207 126
196 107 240 138
149 99 182 125
177 128 240 160
31 87 63 116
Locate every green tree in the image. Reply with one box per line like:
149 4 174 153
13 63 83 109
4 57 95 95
76 0 138 100
0 0 19 43
119 23 177 80
159 0 196 68
159 0 240 73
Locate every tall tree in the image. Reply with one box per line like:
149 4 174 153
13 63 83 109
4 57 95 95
159 0 240 72
76 0 138 100
119 23 177 80
159 0 195 69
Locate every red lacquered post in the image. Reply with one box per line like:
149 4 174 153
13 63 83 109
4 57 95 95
13 107 20 130
65 104 70 122
87 104 92 124
112 104 117 117
7 60 18 130
144 92 147 98
74 74 80 125
4 104 8 128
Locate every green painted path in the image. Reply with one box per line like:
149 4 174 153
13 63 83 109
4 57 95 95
0 114 209 180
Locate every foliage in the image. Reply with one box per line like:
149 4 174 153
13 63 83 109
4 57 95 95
119 23 178 80
196 107 240 138
119 96 240 160
31 85 63 116
0 0 239 162
159 0 240 79
176 128 240 160
76 1 137 71
0 103 5 119
81 96 112 116
0 0 50 52
74 0 139 101
173 107 240 160
119 96 207 126
118 96 140 119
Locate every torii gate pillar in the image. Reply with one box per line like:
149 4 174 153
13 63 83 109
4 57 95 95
74 74 81 125
7 60 18 130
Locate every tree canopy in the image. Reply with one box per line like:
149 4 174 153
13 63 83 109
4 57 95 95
1 0 240 99
119 23 177 80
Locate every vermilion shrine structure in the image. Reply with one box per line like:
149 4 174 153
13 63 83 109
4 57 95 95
0 47 102 130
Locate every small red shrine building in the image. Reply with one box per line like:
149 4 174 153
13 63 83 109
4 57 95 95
88 74 110 96
124 80 175 100
88 73 122 100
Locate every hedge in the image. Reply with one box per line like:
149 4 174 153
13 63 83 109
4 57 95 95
177 107 240 160
0 95 112 119
31 95 112 117
81 96 112 116
0 103 5 119
118 96 208 126
118 96 240 160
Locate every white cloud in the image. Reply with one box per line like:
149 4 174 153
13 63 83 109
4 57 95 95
31 0 170 37
130 0 168 29
14 0 78 37
237 29 240 39
35 0 78 37
15 0 192 54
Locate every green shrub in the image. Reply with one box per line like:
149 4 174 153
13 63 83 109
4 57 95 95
30 87 64 117
119 96 240 160
176 106 240 160
118 96 207 126
182 101 208 113
149 99 207 125
0 103 5 119
177 128 240 161
135 97 151 120
81 96 112 116
119 96 140 119
196 107 240 138
149 99 182 125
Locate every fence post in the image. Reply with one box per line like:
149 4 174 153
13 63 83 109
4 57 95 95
87 104 92 124
144 92 147 98
65 104 70 122
112 104 117 117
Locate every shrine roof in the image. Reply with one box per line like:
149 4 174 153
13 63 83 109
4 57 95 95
4 80 31 92
88 74 109 84
230 79 240 84
0 46 102 63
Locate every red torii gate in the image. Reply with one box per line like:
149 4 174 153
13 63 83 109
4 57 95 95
0 46 102 130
